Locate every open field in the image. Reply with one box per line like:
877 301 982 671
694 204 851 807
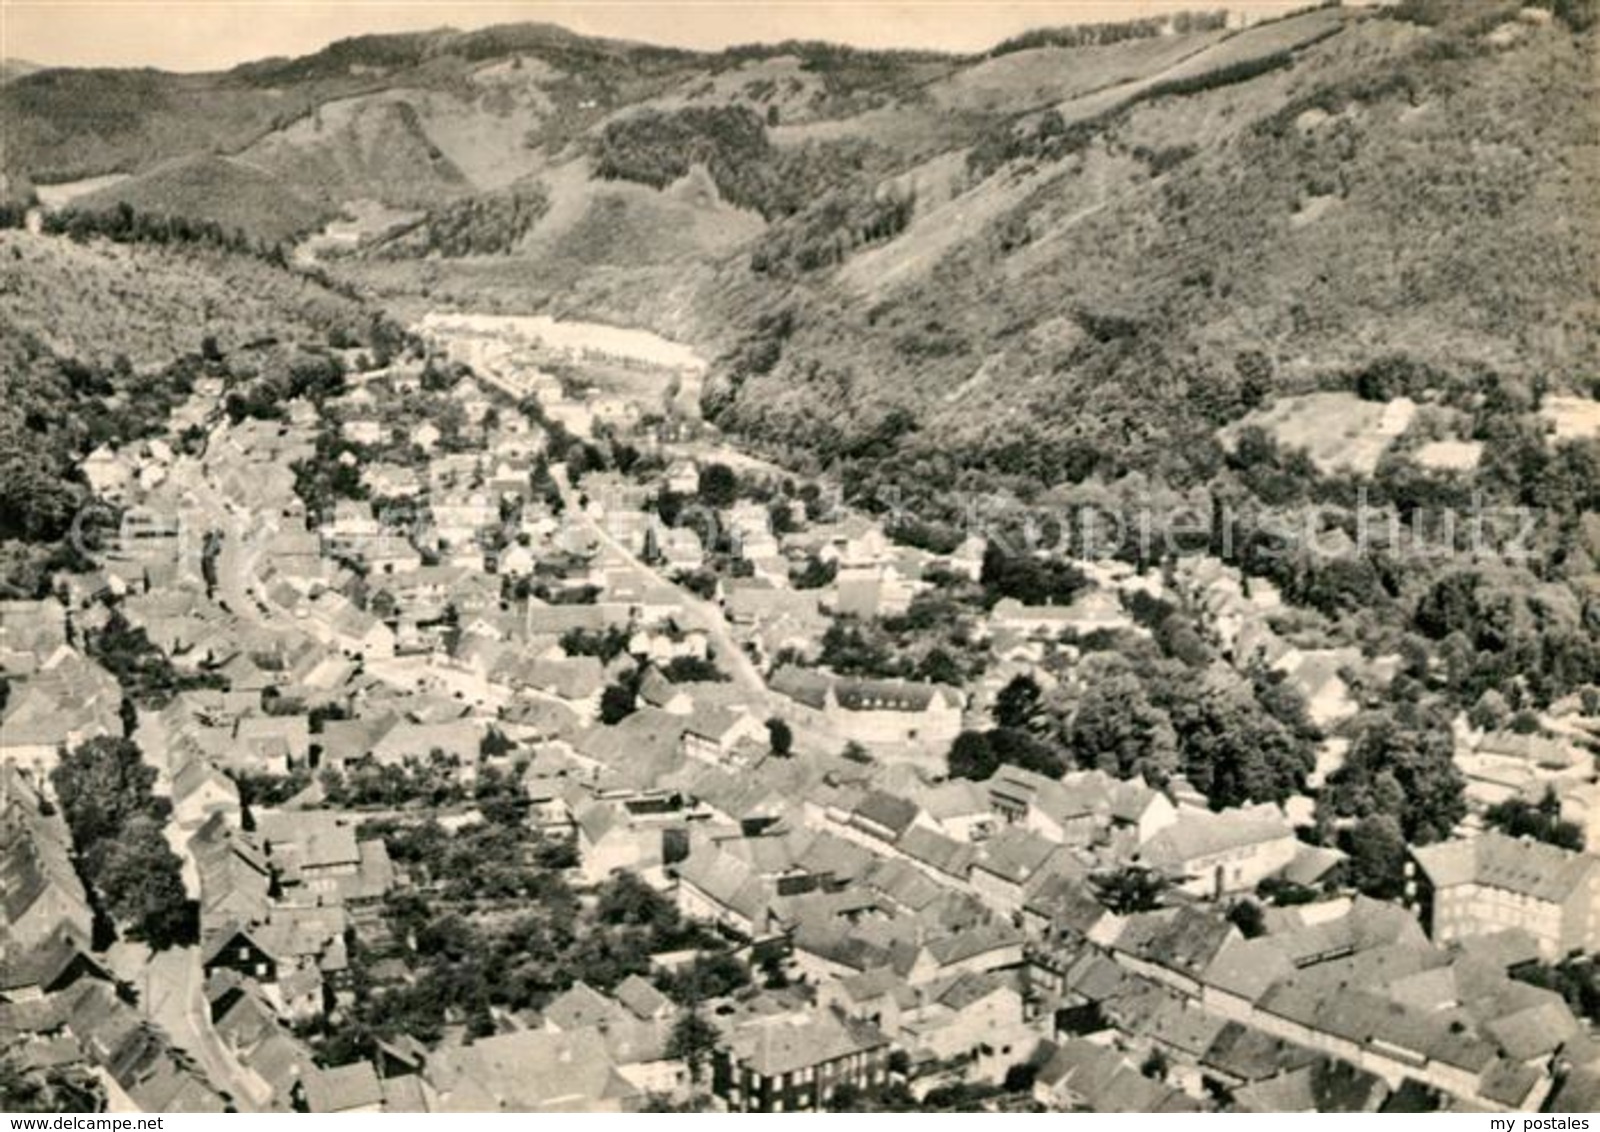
1219 391 1415 476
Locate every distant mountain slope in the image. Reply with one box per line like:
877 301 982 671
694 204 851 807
0 229 367 365
5 3 1594 494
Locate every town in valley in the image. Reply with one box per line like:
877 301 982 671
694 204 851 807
2 0 1599 1116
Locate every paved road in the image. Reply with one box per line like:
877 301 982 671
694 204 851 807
551 465 772 705
142 945 269 1111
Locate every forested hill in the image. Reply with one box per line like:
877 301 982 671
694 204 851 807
3 1 1596 535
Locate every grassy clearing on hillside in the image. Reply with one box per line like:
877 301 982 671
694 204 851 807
1218 392 1415 476
241 94 473 208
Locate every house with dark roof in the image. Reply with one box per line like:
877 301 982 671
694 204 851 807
62 982 229 1113
673 846 777 938
210 981 315 1109
713 1010 889 1112
1022 874 1118 944
422 1028 642 1111
1110 907 1241 1000
970 826 1083 915
190 813 272 933
848 790 922 845
1232 1056 1388 1112
1032 1038 1199 1112
1135 806 1299 899
894 825 977 886
302 1061 384 1113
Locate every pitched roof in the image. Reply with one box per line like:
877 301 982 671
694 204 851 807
1202 1020 1320 1083
303 1061 384 1113
576 707 687 788
674 847 773 925
0 924 104 993
1139 808 1294 870
256 809 360 873
1112 906 1238 977
726 1012 886 1077
833 677 960 713
1233 1057 1388 1113
915 778 991 821
895 826 976 879
1413 832 1600 903
974 826 1075 886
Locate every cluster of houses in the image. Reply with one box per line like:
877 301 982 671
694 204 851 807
1 766 229 1111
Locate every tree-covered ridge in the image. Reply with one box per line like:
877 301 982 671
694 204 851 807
0 226 390 596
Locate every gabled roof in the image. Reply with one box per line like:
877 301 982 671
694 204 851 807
1024 874 1109 936
0 924 105 992
1112 906 1238 977
614 973 672 1021
834 677 960 713
895 826 976 879
1484 1000 1578 1062
915 778 991 822
576 707 687 788
921 922 1023 969
974 826 1075 886
1139 808 1293 870
303 1061 383 1113
674 847 772 925
1202 1020 1320 1083
256 809 360 872
1233 1057 1388 1113
426 1028 640 1112
727 1012 887 1077
544 981 625 1032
